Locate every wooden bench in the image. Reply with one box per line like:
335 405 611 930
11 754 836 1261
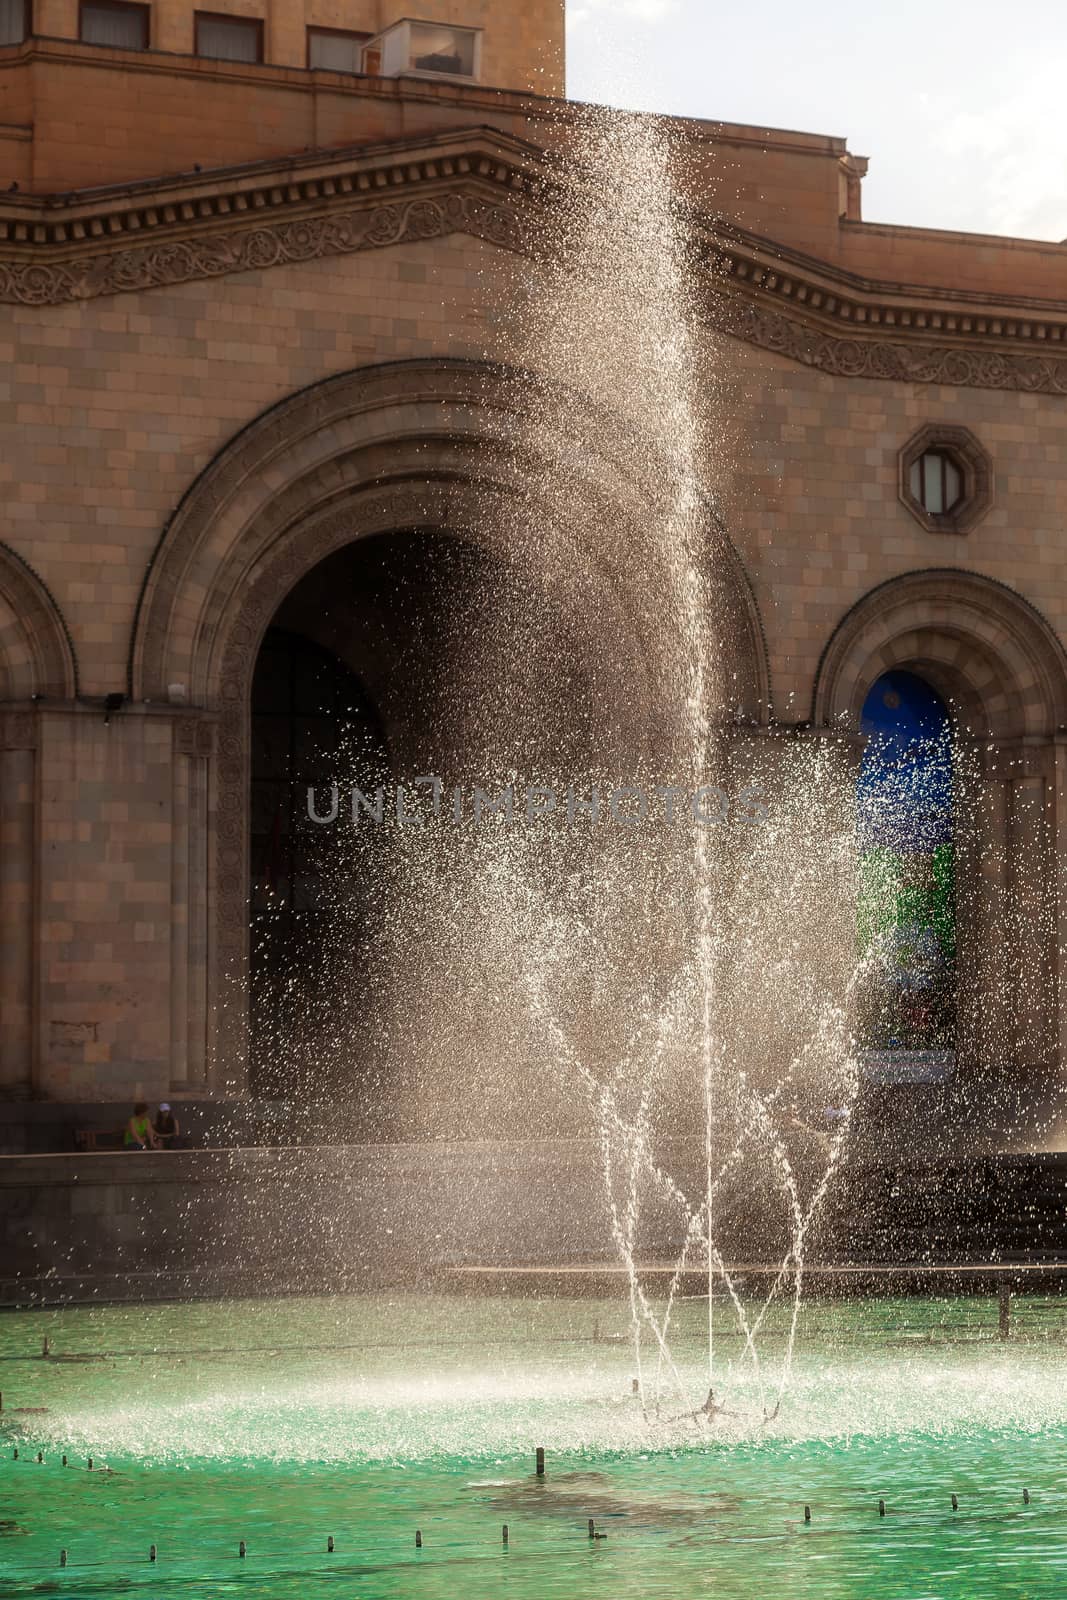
73 1127 126 1152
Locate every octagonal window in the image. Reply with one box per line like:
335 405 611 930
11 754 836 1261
898 425 992 535
909 449 962 517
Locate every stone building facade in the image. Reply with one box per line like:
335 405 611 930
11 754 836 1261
1 0 1066 1125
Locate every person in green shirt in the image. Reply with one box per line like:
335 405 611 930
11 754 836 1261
123 1103 157 1150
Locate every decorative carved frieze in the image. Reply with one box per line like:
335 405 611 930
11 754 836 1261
0 131 1066 394
0 192 531 307
711 298 1067 396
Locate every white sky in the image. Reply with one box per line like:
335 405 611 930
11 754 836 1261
565 0 1067 242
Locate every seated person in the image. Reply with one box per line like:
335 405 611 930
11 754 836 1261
154 1102 181 1149
123 1103 157 1150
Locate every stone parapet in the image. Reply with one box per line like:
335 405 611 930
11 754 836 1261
0 1139 619 1302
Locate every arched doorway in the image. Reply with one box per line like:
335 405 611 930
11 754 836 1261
129 359 770 1097
814 569 1067 1089
856 669 956 1084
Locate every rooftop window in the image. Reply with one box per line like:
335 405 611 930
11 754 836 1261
80 0 149 49
195 10 263 63
0 0 29 45
362 18 480 82
307 26 370 73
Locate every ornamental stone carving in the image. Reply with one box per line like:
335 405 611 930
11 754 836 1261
0 129 1065 397
0 192 531 308
174 717 217 758
712 299 1067 397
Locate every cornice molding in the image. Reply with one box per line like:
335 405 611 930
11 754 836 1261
0 190 530 304
1 127 1067 394
0 129 544 241
711 296 1067 395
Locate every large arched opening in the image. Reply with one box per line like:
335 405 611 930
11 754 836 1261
129 360 769 1107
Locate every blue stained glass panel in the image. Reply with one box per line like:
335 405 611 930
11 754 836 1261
856 670 956 1079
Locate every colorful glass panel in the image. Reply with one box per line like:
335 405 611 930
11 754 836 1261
856 670 956 1083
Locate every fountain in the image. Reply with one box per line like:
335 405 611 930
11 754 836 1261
420 102 867 1424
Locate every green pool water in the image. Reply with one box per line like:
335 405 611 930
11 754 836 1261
2 1290 1067 1598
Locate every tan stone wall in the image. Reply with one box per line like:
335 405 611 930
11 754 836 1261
11 56 575 196
34 708 176 1100
0 734 34 1093
2 225 1067 1099
2 233 522 696
714 343 1067 716
0 235 523 1099
6 235 1067 708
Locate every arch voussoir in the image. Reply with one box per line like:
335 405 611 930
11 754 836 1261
0 540 77 701
132 358 770 716
813 569 1067 740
